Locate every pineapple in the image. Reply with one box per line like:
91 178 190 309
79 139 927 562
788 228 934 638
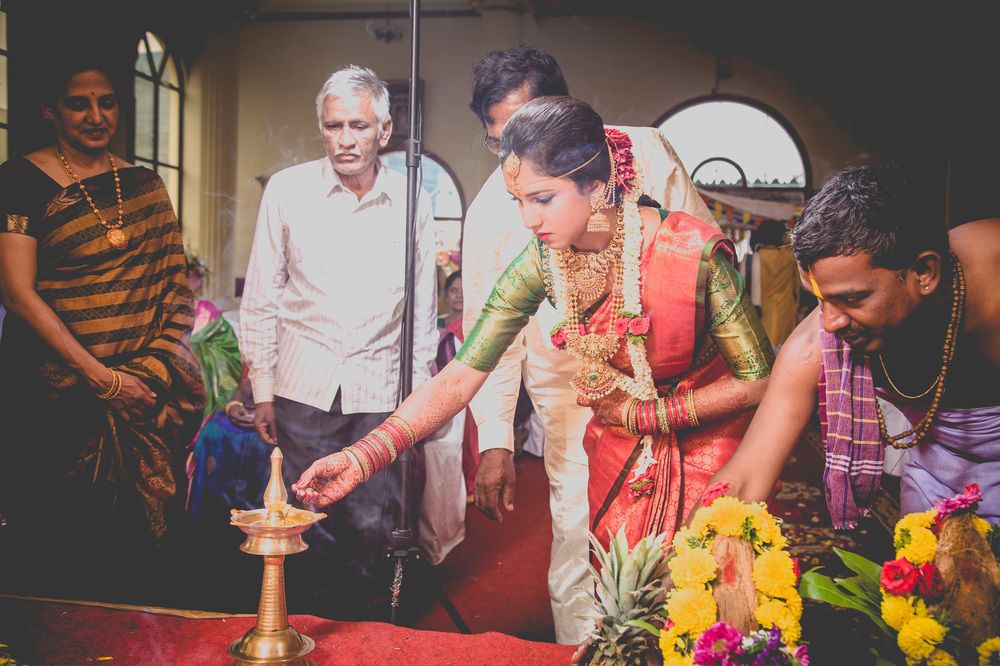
583 526 671 665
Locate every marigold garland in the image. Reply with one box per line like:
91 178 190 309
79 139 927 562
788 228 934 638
879 483 999 665
659 495 807 663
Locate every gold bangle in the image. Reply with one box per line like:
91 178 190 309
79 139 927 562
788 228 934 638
344 447 370 482
620 398 635 432
685 390 699 427
388 415 417 446
96 369 121 400
655 398 671 435
370 428 399 464
224 399 243 415
627 398 640 436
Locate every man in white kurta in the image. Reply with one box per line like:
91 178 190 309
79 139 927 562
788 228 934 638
240 66 437 617
462 46 715 644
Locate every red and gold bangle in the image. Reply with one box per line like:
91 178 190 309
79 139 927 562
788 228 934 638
387 415 417 448
369 428 399 464
345 446 373 481
356 437 384 472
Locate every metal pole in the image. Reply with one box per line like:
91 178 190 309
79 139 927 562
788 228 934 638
389 0 422 625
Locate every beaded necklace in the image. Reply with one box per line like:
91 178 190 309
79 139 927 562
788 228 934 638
876 255 966 449
56 148 127 249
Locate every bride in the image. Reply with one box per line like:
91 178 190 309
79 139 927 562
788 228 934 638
294 96 775 548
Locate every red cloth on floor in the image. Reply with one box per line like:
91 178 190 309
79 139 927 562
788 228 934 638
0 597 573 665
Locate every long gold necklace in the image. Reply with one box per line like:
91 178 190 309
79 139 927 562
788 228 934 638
876 255 966 449
560 207 627 399
560 207 625 300
56 147 127 249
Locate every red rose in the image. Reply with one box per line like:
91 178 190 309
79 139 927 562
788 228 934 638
701 481 730 507
628 317 650 335
792 557 801 580
551 329 567 348
881 557 919 596
916 562 943 600
613 317 630 336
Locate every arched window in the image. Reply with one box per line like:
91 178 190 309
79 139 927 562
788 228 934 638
382 151 465 274
657 98 808 189
133 32 183 215
0 8 9 160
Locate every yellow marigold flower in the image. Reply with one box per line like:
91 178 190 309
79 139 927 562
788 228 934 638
688 508 713 538
672 527 701 553
895 510 936 542
881 594 915 631
669 547 718 588
755 598 801 644
782 590 803 619
753 549 797 597
746 503 783 543
913 597 929 617
978 637 1000 666
898 527 938 566
662 651 694 666
667 587 717 635
974 516 993 540
926 649 958 666
897 616 947 661
705 496 751 536
659 625 681 656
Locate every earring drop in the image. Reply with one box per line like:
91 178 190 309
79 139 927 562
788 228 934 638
587 190 610 233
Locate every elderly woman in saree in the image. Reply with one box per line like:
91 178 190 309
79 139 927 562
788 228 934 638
0 62 204 602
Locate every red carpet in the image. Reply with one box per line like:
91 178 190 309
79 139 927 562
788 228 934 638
412 452 556 642
0 597 574 665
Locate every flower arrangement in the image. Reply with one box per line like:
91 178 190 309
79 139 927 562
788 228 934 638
800 484 1000 666
654 488 808 665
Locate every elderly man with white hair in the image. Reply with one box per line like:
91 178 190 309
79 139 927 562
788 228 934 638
239 65 437 617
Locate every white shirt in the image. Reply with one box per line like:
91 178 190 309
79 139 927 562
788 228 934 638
461 126 716 453
240 157 438 414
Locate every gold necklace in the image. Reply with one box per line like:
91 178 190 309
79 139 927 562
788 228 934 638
56 148 127 249
560 207 627 399
875 255 966 449
877 351 939 400
559 207 625 300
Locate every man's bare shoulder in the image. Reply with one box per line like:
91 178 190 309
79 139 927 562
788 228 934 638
950 219 1000 264
773 308 822 381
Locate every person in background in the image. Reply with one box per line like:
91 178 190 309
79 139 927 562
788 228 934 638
748 219 799 349
0 61 204 603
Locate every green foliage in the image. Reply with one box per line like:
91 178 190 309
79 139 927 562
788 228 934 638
798 547 890 636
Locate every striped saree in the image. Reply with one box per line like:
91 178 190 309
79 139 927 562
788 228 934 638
0 160 204 545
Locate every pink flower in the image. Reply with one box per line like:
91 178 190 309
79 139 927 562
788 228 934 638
701 481 731 507
935 482 982 519
692 621 743 665
627 317 650 335
880 557 919 596
792 557 801 581
551 328 567 348
578 323 588 335
793 645 810 666
628 471 655 499
613 317 630 336
604 128 637 192
916 562 943 601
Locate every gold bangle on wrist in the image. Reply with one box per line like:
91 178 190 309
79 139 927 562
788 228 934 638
655 398 671 435
685 390 700 427
224 399 243 414
343 448 370 482
96 369 121 401
388 415 417 447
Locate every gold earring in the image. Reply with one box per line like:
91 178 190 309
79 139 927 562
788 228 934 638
587 189 610 233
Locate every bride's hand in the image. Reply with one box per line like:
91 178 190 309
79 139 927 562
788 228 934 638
578 388 630 427
292 452 363 507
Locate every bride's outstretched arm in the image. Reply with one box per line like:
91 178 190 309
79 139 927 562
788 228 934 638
293 361 488 506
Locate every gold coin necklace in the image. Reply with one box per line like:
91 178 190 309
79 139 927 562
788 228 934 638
56 147 127 249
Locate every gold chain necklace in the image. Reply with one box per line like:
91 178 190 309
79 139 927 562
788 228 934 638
877 351 939 400
876 255 966 449
56 148 127 249
559 207 625 300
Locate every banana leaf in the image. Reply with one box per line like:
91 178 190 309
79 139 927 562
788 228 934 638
833 547 883 591
799 570 890 635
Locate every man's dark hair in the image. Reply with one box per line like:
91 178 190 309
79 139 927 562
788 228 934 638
791 163 948 270
469 46 568 127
